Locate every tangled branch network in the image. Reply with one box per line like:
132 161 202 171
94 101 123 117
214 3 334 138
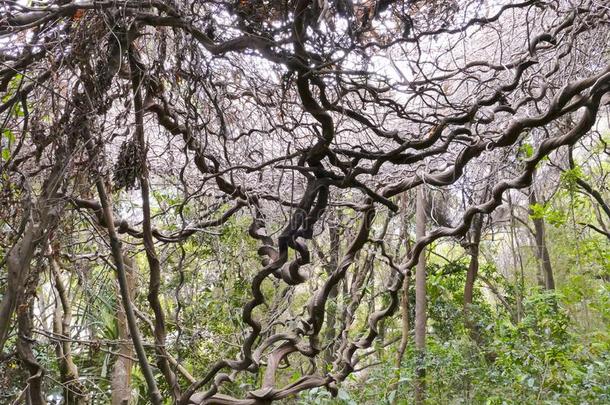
1 0 609 403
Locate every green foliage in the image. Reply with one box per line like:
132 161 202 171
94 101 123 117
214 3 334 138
427 261 469 338
1 74 26 119
529 202 566 227
1 129 15 160
4 145 606 404
519 142 534 159
304 264 610 404
560 166 583 192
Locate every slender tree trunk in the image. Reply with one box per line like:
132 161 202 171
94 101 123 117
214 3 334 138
414 186 427 405
0 221 36 353
464 212 484 340
390 273 411 405
529 183 555 290
507 193 524 321
527 234 547 288
129 45 179 398
16 264 45 405
111 254 137 405
0 146 67 355
84 126 162 405
391 192 412 404
324 219 340 369
94 176 161 404
463 214 483 309
396 274 410 368
51 256 87 404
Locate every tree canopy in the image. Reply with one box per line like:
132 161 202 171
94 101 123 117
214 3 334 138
1 0 609 404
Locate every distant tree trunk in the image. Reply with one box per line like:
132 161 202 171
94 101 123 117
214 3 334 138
414 186 427 405
463 214 483 310
16 264 45 405
51 255 87 404
396 274 410 366
341 253 374 331
529 181 555 290
389 272 411 405
507 193 525 321
112 254 137 405
87 153 162 404
464 212 484 340
0 221 37 353
393 192 412 404
324 219 340 369
130 46 180 399
525 232 546 288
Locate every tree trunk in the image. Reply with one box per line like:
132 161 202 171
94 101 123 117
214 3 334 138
51 256 87 404
507 193 524 322
464 212 484 339
414 186 427 405
85 129 162 404
0 221 37 353
390 272 411 405
129 45 179 399
529 184 555 290
324 219 340 369
16 264 45 405
0 136 68 353
396 274 410 368
391 192 412 404
463 214 483 309
111 254 137 405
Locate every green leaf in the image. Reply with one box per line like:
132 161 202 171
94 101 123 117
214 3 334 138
560 166 583 191
520 143 534 158
529 203 546 220
2 129 15 144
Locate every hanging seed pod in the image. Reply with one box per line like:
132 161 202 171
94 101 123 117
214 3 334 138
113 136 142 191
